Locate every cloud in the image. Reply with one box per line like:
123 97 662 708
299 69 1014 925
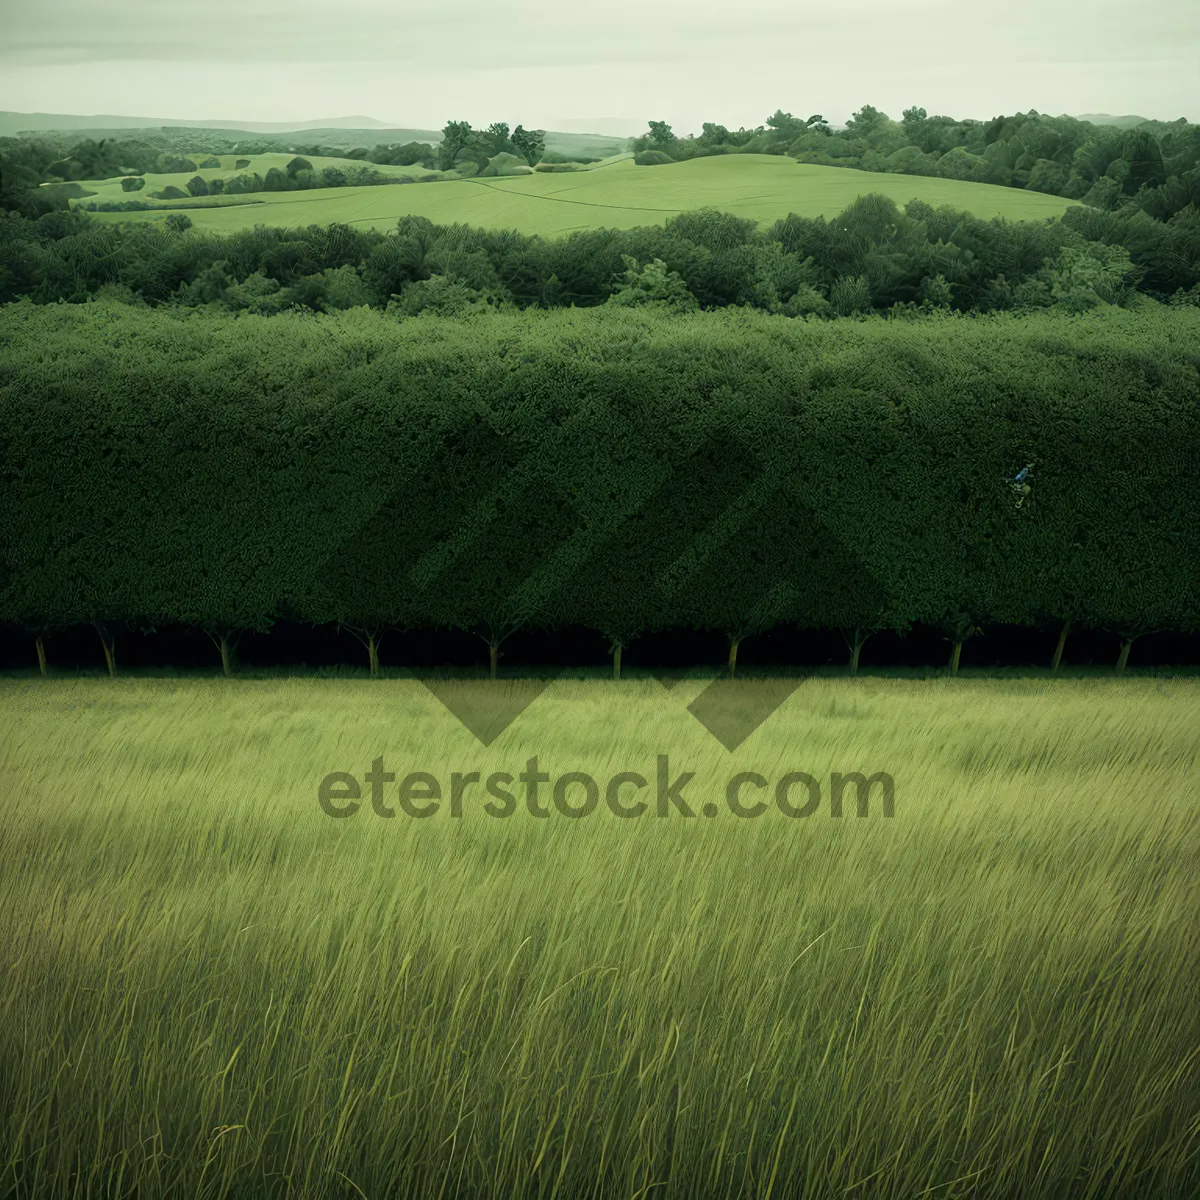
1 0 1194 128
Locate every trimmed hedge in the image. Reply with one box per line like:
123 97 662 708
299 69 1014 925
1 301 1197 661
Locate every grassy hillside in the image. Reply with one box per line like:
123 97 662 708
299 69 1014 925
73 152 1080 240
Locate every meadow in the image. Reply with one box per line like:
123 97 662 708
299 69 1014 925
67 152 1080 239
1 672 1197 1198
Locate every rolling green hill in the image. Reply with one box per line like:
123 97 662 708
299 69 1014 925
73 152 1080 240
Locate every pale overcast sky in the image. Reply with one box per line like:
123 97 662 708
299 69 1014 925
3 0 1197 134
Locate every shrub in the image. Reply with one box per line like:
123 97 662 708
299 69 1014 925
224 173 263 195
539 152 604 164
157 155 198 174
318 265 374 310
120 176 146 192
151 185 189 200
386 274 499 317
82 199 151 212
235 158 251 169
605 255 699 311
198 156 222 168
478 152 535 177
633 150 675 166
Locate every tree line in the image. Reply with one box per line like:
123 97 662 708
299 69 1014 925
7 106 1197 228
631 107 1200 225
3 191 1198 318
82 158 448 211
2 299 1196 678
0 119 549 216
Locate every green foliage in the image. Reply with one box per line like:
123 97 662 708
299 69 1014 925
157 155 198 174
936 147 985 181
646 121 677 149
633 150 675 166
1 301 1197 651
538 151 604 165
828 273 872 315
1013 241 1144 312
234 158 251 169
317 264 373 310
223 172 264 195
3 154 1198 319
478 152 534 178
510 125 546 166
604 256 700 311
197 156 222 169
385 273 502 317
1027 159 1070 195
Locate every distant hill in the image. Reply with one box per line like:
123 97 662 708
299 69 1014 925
2 108 1179 148
545 118 647 138
1063 113 1154 129
0 112 411 137
0 111 639 161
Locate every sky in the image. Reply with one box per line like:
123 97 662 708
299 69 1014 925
3 0 1197 135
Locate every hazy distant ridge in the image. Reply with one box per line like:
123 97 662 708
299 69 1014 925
0 110 1161 141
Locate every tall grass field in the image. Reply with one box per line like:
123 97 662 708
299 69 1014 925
1 674 1197 1198
69 153 1079 238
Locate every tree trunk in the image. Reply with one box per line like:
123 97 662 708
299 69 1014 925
94 622 116 677
36 636 47 677
949 639 962 676
1051 619 1071 673
728 636 741 679
489 640 499 680
612 642 622 681
1116 637 1134 674
219 634 236 677
847 627 868 674
368 634 379 677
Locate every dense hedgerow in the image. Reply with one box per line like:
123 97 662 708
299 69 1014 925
1 300 1197 665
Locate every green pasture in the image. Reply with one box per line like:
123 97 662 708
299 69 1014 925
1 674 1196 1197
58 151 456 203
69 153 1081 240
